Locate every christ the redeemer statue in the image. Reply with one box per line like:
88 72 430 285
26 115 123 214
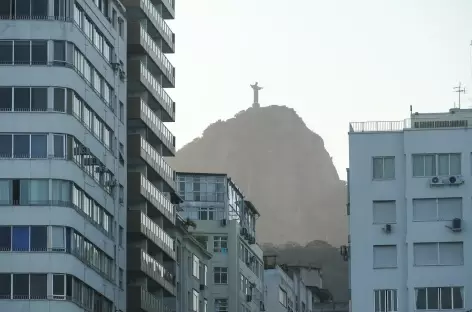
250 82 263 108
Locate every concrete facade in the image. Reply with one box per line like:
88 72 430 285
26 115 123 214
123 0 178 310
348 108 472 312
177 172 265 312
0 0 127 311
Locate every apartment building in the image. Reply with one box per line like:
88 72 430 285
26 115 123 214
0 0 127 311
174 213 213 312
177 172 265 312
348 108 472 312
123 0 178 310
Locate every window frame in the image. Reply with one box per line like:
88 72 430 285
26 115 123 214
412 197 463 222
192 254 200 279
413 242 464 266
214 267 228 285
415 287 464 310
412 153 461 177
374 289 397 312
372 156 395 180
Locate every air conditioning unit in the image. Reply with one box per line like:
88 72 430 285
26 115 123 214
430 176 444 186
382 224 392 234
221 219 227 226
444 175 464 185
446 218 462 232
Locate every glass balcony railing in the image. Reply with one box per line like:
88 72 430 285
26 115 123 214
140 62 174 119
140 26 174 84
140 136 176 190
140 174 174 223
140 99 175 153
140 211 175 259
139 287 173 312
141 250 175 293
141 0 174 47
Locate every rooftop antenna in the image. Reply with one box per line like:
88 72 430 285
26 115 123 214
453 82 466 109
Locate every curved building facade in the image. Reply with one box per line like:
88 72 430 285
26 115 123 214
0 0 127 312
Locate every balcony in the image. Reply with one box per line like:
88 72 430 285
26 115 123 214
128 23 175 88
128 172 175 224
128 209 176 260
127 286 173 312
140 98 175 155
158 0 175 19
128 134 176 191
128 247 176 296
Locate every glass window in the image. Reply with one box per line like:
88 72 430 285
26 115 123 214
215 299 228 312
52 274 65 299
15 0 31 17
0 134 12 157
374 289 397 312
54 0 66 17
53 134 65 158
31 40 47 65
54 88 65 112
14 40 31 64
30 134 47 158
0 41 12 64
29 179 49 204
214 267 228 284
0 226 11 251
53 41 65 64
0 87 12 111
30 226 47 251
51 180 70 205
193 289 199 312
13 134 30 158
32 0 48 16
51 226 65 251
31 88 47 111
14 87 31 111
12 226 29 251
30 274 47 299
0 274 11 298
12 274 29 299
373 156 395 180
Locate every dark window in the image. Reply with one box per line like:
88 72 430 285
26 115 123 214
112 9 117 28
30 226 47 251
31 134 47 158
0 87 12 111
54 135 64 158
66 275 72 297
14 41 30 65
53 41 65 65
31 0 48 16
0 134 12 158
13 134 30 158
54 0 66 18
54 88 65 112
30 274 47 299
0 274 11 299
31 88 47 111
12 274 29 299
0 41 13 64
12 226 29 251
15 0 31 17
14 87 31 111
0 1 11 17
52 274 65 299
12 179 19 205
31 41 47 65
0 226 11 251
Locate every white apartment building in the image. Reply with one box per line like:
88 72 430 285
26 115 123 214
348 108 472 312
177 172 265 312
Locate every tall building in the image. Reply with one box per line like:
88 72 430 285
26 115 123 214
177 172 265 312
123 0 178 310
174 213 213 312
348 108 472 312
0 0 127 311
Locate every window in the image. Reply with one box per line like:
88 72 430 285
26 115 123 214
31 88 47 111
373 156 395 180
374 289 397 312
193 255 200 278
0 135 12 157
198 207 215 220
215 299 229 312
214 267 228 284
413 153 461 177
0 41 13 64
0 87 12 111
414 242 463 266
119 268 123 289
52 274 66 299
373 201 396 224
51 226 65 251
12 226 29 251
31 41 47 65
416 287 463 310
0 274 11 298
214 236 228 252
53 134 65 158
373 245 397 268
54 88 65 112
14 87 30 111
31 134 47 158
119 226 123 246
13 134 29 158
203 299 208 312
279 287 287 306
12 274 29 299
30 226 48 251
413 198 462 222
30 274 47 299
14 40 30 64
51 180 70 205
192 289 199 312
0 226 10 251
54 0 66 18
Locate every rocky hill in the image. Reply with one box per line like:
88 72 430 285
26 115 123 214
169 104 347 246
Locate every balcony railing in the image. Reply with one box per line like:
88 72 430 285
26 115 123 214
140 174 175 223
140 0 174 49
140 62 174 119
140 211 176 259
140 249 175 295
140 25 175 85
140 136 176 191
349 120 410 132
140 99 175 154
128 286 173 312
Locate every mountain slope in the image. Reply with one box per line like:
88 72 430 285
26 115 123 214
169 105 347 246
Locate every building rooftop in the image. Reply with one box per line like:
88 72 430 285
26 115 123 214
349 107 472 133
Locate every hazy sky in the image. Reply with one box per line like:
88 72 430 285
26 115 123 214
166 0 472 179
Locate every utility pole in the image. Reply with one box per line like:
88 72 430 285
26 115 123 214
453 82 466 108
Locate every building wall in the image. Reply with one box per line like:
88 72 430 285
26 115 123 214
0 0 127 311
349 128 472 312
